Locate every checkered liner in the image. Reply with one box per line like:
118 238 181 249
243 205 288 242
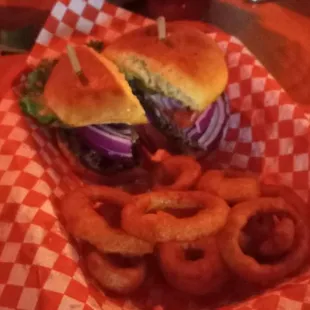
1 0 310 309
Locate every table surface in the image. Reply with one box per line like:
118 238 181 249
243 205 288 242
205 0 310 107
0 0 309 109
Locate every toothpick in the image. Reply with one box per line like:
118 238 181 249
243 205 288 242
66 44 88 85
157 16 166 40
0 44 27 55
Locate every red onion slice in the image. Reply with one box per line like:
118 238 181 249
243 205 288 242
194 102 217 134
145 93 229 151
186 95 228 150
77 125 134 159
147 94 182 110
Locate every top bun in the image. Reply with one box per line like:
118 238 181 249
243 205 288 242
104 22 228 111
44 46 147 127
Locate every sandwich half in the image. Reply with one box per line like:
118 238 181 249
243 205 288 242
104 22 229 153
20 45 148 184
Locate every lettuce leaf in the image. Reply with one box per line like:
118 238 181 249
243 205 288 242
20 96 57 125
20 59 59 125
23 59 58 96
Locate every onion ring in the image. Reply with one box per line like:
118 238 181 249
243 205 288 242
150 149 172 163
158 236 229 295
197 170 260 204
218 197 309 285
153 155 202 191
121 191 230 243
277 185 310 228
61 185 154 255
84 245 146 295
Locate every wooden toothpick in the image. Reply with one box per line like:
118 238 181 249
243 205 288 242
66 44 88 85
157 16 166 40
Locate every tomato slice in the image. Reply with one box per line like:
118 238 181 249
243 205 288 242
165 109 199 129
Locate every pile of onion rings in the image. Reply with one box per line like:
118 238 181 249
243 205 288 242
59 152 310 301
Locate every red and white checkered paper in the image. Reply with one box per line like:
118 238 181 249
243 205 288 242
1 0 310 309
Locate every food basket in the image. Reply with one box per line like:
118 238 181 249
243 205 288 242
1 0 310 309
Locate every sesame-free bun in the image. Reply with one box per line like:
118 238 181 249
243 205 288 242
104 22 228 111
44 46 147 127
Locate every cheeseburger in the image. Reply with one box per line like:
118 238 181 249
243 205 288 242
19 45 148 184
103 22 229 153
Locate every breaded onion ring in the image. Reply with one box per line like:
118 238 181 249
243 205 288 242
85 246 146 295
218 197 309 285
158 236 229 295
149 149 172 163
61 185 154 255
153 155 202 191
197 170 260 204
121 191 230 243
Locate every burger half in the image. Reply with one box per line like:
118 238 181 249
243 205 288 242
19 45 149 185
103 22 229 154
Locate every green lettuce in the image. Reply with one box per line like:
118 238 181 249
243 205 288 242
20 96 57 125
20 59 58 125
